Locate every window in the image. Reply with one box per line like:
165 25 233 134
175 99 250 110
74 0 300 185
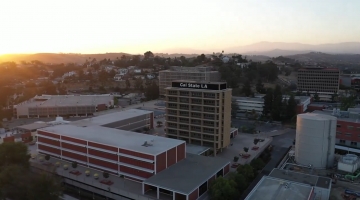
345 133 352 137
351 141 357 146
337 124 341 128
339 140 346 144
336 132 341 135
348 126 354 130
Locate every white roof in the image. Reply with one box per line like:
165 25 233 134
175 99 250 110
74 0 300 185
15 94 113 108
39 124 184 156
72 109 152 126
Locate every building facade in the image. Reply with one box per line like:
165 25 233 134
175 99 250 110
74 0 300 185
159 66 220 96
37 125 186 181
297 67 340 94
14 94 114 118
165 81 232 155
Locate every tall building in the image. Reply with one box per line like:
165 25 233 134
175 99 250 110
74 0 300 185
164 80 232 156
159 66 220 96
297 67 340 94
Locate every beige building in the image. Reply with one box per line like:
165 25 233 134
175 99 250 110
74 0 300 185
297 67 340 94
159 66 220 96
164 80 232 156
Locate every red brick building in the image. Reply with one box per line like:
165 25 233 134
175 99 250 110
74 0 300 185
37 125 185 181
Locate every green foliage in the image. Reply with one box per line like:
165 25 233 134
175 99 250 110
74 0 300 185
0 143 63 200
253 138 259 146
242 80 252 97
243 147 249 153
250 158 266 171
219 65 242 88
236 164 254 182
255 79 265 94
209 176 240 200
233 156 239 162
286 94 297 119
340 95 356 111
44 154 50 161
231 99 238 118
125 79 131 89
72 161 78 169
314 92 320 102
0 142 30 169
103 171 109 179
263 88 273 116
113 97 119 106
144 81 159 100
228 172 248 193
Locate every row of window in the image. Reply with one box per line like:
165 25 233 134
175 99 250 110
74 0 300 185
337 125 360 130
339 140 357 146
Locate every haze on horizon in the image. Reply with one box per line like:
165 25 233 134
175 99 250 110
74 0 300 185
1 0 360 55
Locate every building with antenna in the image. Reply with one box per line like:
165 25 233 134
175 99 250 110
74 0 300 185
159 66 220 96
14 94 114 118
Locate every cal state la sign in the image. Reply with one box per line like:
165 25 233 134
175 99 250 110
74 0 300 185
172 82 226 90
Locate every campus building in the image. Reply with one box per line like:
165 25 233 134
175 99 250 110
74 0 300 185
164 80 232 155
245 168 332 200
34 108 231 200
232 95 311 114
159 66 220 96
297 67 340 95
313 109 360 153
14 94 114 118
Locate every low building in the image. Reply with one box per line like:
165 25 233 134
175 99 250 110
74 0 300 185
233 96 311 114
14 94 114 118
245 168 331 200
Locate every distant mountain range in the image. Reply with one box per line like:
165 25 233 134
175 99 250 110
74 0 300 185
225 41 360 57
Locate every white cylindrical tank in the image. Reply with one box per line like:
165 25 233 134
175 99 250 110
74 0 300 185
295 113 337 168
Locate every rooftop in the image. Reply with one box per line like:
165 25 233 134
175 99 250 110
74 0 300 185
71 109 153 127
299 67 339 71
245 176 313 200
39 124 184 156
269 168 331 189
233 96 264 103
16 122 49 131
144 153 229 195
298 112 337 122
172 80 227 85
312 110 360 123
185 144 210 155
15 94 113 108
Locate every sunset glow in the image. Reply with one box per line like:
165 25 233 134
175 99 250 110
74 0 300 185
1 0 360 54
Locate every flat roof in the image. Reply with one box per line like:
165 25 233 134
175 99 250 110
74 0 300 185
39 124 184 156
269 168 331 189
312 110 359 123
233 96 264 103
71 109 153 126
15 94 113 108
143 153 229 194
172 80 226 84
185 144 210 155
17 123 49 131
245 176 313 200
165 87 231 92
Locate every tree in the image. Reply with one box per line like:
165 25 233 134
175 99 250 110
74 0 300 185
255 79 265 94
144 51 154 60
242 80 252 97
44 154 50 161
253 138 259 147
286 94 297 119
103 171 109 179
271 85 283 121
236 164 254 182
243 147 249 154
340 95 356 111
134 79 143 89
144 81 159 100
0 142 30 169
209 176 240 200
231 99 238 118
125 79 131 89
26 173 63 200
228 172 248 193
72 161 78 169
263 88 273 116
250 158 265 171
314 92 320 102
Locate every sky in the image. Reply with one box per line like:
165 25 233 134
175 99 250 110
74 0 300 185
0 0 360 54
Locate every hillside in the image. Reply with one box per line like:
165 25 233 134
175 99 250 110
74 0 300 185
286 52 360 65
0 53 131 64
